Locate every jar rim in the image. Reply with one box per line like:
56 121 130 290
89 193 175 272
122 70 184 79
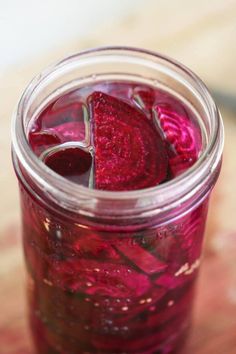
12 46 224 220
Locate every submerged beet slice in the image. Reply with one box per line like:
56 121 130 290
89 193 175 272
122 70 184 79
131 87 201 176
49 258 151 298
28 131 61 156
28 95 87 157
132 86 156 113
155 107 201 176
89 92 168 191
48 121 85 143
73 233 121 260
44 147 92 186
116 243 167 275
34 97 85 131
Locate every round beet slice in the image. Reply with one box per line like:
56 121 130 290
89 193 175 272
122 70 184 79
44 147 92 186
89 92 168 191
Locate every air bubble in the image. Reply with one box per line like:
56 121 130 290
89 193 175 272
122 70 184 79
56 229 62 239
122 306 129 311
168 300 174 307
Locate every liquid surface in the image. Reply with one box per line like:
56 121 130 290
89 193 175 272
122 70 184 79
29 82 202 191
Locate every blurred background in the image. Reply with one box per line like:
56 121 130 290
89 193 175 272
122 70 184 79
1 0 236 353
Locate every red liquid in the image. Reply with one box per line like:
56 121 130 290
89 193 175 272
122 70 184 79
22 82 206 353
29 82 202 190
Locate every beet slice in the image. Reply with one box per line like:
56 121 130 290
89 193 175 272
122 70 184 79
89 92 168 191
154 271 194 290
48 121 85 143
132 86 156 113
92 283 194 352
73 233 121 261
112 286 167 324
179 201 208 263
34 97 85 130
28 131 61 156
131 87 202 177
116 243 167 275
44 147 92 186
155 107 201 176
48 258 150 298
29 122 86 158
29 95 87 157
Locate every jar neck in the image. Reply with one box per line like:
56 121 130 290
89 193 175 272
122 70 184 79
12 47 224 224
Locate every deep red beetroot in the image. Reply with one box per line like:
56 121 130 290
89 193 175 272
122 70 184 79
48 258 151 298
135 87 190 118
89 91 168 191
115 242 167 275
32 96 85 130
48 121 85 142
130 87 202 178
44 147 92 186
156 106 201 176
25 81 205 354
132 86 156 113
29 94 87 157
73 233 121 260
29 131 61 156
29 83 202 188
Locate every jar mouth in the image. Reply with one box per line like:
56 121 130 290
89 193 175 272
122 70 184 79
12 46 224 220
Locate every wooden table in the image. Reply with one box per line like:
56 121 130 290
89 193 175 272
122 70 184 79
1 0 236 353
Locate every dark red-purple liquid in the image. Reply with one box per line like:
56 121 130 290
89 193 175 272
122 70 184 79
21 82 207 353
29 82 202 191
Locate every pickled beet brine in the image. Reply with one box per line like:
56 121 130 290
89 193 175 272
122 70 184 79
25 81 205 353
29 82 202 189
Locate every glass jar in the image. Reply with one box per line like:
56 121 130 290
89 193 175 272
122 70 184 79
12 47 223 354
